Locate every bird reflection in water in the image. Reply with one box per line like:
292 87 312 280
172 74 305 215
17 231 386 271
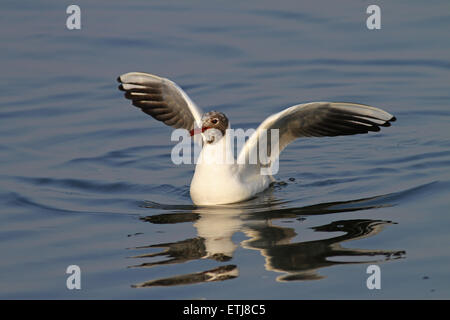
128 189 405 287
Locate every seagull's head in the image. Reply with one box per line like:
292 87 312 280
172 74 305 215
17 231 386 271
190 111 229 144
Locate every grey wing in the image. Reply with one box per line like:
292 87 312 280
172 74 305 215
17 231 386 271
274 102 396 147
237 102 396 170
117 72 203 130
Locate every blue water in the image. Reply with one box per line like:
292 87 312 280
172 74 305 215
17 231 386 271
1 0 450 299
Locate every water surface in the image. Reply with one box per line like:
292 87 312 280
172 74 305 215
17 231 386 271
1 0 450 299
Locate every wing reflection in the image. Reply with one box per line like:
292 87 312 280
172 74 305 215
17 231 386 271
242 219 403 281
132 265 238 288
130 191 405 287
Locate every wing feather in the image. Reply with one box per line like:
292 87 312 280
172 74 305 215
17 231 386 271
237 102 395 172
118 72 203 130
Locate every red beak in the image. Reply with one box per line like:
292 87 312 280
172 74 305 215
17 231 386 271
189 127 210 136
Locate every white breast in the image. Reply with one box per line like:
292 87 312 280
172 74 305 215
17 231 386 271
190 132 271 205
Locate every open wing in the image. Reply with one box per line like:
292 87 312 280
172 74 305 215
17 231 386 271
237 102 396 172
118 72 203 130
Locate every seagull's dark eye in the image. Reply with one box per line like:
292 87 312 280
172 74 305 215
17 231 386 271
211 118 218 124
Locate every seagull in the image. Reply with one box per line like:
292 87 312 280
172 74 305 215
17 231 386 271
117 72 396 206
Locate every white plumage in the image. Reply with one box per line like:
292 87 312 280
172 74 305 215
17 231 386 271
118 72 396 205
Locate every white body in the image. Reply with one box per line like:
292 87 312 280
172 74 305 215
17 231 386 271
118 72 396 207
190 130 272 205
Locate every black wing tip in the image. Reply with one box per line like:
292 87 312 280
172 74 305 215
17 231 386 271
117 76 122 83
379 115 396 127
381 115 396 127
118 84 125 91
